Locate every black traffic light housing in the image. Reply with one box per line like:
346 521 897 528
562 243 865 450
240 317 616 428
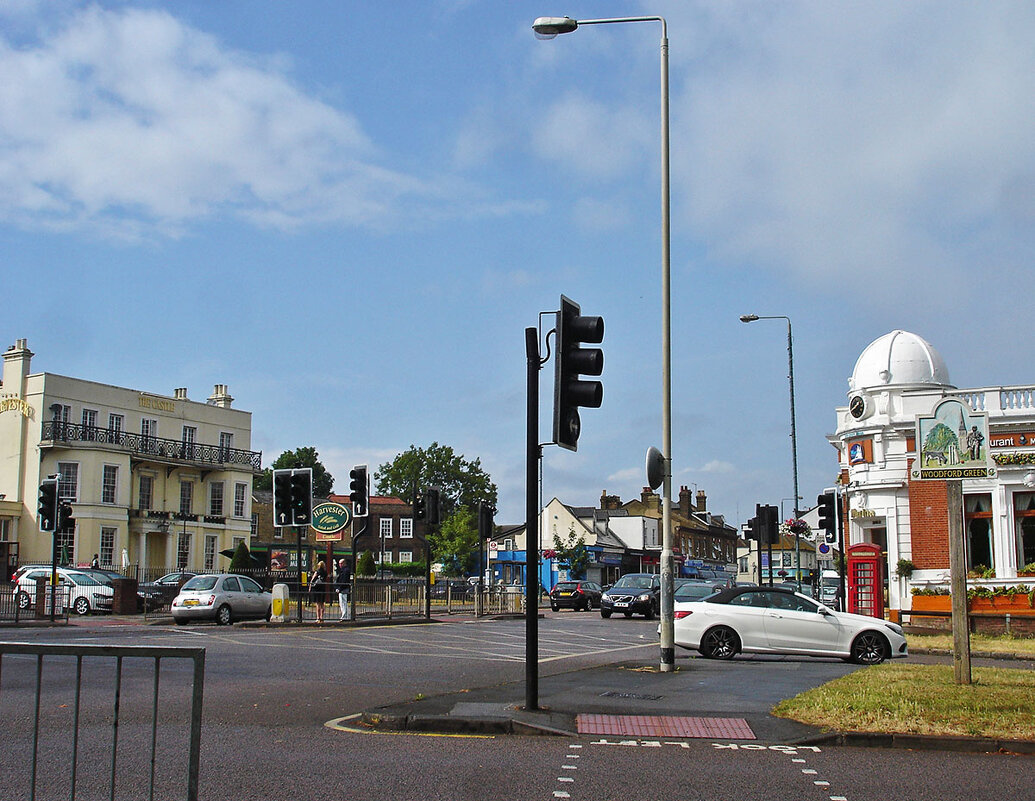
425 488 441 526
37 477 58 532
349 465 369 518
477 501 495 540
817 492 836 538
553 294 604 451
58 502 75 533
744 515 759 541
413 493 426 521
758 504 780 545
272 469 293 527
289 469 313 526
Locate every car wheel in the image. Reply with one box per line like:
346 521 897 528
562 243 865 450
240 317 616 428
551 604 559 612
600 609 611 619
174 617 189 626
215 604 232 626
623 611 633 618
73 596 91 616
850 631 889 665
16 592 31 610
699 625 739 660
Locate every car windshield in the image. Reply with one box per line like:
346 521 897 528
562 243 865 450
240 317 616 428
65 572 103 586
675 584 719 602
181 575 218 591
612 576 653 589
554 583 579 591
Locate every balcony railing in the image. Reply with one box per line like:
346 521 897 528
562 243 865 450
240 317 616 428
41 421 262 470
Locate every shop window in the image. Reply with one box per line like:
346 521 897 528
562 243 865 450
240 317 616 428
965 494 994 572
1013 493 1035 570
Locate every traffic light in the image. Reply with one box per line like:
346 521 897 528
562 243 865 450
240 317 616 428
289 469 313 526
58 502 75 533
413 493 426 521
37 478 58 532
553 294 604 451
349 465 368 518
272 469 293 527
478 501 495 539
425 488 441 526
758 504 780 545
817 492 836 540
744 515 759 541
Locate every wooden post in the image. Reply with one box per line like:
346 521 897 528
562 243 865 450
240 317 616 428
946 480 971 685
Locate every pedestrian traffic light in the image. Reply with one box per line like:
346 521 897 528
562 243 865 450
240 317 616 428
58 502 75 533
289 468 313 526
272 469 293 527
478 501 495 539
553 294 604 451
817 492 836 538
349 465 368 518
425 488 441 526
37 477 58 532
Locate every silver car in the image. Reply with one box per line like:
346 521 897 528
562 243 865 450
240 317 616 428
171 574 272 626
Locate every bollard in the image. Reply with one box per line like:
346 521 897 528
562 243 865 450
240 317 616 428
271 583 290 622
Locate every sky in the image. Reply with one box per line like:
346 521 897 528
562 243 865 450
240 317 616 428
3 1 1034 529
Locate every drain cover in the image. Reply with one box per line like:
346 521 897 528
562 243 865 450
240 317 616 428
577 714 755 740
599 691 664 701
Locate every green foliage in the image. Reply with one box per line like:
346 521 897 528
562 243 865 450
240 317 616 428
228 541 253 573
428 507 479 576
356 550 376 577
895 558 916 579
254 446 334 497
374 442 497 516
381 561 427 577
552 524 589 579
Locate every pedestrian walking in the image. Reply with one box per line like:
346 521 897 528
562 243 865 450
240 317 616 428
91 553 100 569
309 560 328 623
335 558 352 621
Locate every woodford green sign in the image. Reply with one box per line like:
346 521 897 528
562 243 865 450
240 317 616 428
311 502 351 538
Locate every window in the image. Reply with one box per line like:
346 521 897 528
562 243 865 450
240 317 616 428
182 426 197 458
380 518 393 539
250 514 259 538
141 417 158 437
218 432 233 462
234 483 247 517
100 527 116 567
53 404 70 423
57 462 78 501
82 409 98 440
177 530 191 570
204 535 217 571
380 551 392 564
232 536 245 552
0 518 10 542
139 475 153 511
108 414 123 438
399 551 413 563
400 518 413 538
102 465 118 504
965 494 994 572
55 528 75 565
179 481 193 515
1013 492 1035 569
209 482 224 517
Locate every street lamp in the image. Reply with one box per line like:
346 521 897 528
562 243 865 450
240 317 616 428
740 313 801 591
533 13 676 672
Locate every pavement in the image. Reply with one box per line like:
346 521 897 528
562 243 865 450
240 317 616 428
8 609 1035 754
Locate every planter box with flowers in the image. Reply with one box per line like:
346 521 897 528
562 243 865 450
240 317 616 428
910 585 1035 615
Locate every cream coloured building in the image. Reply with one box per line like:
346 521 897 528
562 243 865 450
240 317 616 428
0 338 261 577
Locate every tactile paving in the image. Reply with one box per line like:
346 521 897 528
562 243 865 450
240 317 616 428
576 714 755 739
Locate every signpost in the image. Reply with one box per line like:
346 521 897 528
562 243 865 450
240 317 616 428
912 398 995 685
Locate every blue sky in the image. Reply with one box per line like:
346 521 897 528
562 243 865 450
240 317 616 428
3 1 1033 527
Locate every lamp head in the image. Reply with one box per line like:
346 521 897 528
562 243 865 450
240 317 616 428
739 314 759 323
532 16 579 39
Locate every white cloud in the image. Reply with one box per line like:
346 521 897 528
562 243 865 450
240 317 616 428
0 7 434 238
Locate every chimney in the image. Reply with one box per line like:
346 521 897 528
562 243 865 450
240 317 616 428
641 486 657 507
696 489 707 512
174 388 188 400
2 338 34 396
600 491 622 511
679 486 693 516
207 384 234 408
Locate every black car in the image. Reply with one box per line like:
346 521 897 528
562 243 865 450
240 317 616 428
549 580 603 611
138 572 197 610
600 573 660 619
673 580 725 603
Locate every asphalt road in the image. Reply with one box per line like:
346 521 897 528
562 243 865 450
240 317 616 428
1 613 1033 800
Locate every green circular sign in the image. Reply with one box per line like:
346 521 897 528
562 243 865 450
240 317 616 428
310 502 351 534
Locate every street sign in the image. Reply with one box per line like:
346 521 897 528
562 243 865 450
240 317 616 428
912 398 995 481
311 502 351 541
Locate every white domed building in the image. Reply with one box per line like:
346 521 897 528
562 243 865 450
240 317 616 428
832 331 1035 617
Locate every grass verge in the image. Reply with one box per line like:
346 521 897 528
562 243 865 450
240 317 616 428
908 632 1035 658
773 663 1035 739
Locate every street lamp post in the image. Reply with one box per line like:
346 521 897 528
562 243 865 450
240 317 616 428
740 314 801 591
533 14 676 672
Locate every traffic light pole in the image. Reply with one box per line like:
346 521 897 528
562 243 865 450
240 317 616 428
525 326 541 712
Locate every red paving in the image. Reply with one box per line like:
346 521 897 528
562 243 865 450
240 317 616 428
576 714 755 740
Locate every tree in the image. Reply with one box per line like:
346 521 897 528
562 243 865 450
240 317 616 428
374 442 496 515
356 550 376 577
553 524 589 579
254 446 334 498
429 507 479 576
228 541 254 574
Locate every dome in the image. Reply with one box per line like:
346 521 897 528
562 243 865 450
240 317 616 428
849 330 953 392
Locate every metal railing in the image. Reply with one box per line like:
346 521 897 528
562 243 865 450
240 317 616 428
0 642 205 801
41 420 262 470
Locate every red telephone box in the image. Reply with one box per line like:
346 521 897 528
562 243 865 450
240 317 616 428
847 543 885 618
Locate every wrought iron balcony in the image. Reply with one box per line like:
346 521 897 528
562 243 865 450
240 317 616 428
41 421 262 471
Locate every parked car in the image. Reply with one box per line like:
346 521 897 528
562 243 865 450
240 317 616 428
14 567 114 615
671 585 907 664
673 580 724 603
600 573 660 619
138 571 197 610
171 574 272 625
10 564 49 584
549 580 603 611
